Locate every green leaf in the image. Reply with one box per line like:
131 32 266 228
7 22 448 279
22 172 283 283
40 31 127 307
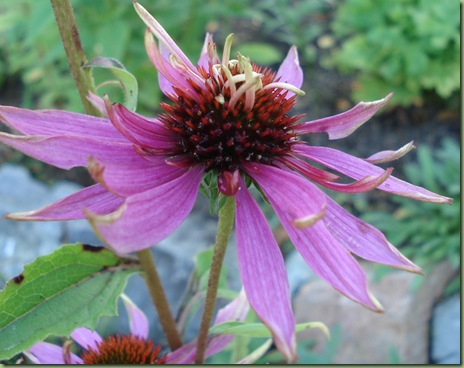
235 42 282 65
83 57 139 111
0 243 140 360
209 320 330 339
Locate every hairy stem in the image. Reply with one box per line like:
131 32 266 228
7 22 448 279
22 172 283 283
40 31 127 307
136 249 182 350
50 0 100 116
195 196 235 364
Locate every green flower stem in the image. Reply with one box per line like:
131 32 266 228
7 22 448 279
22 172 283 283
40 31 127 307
136 249 182 350
50 0 100 116
50 0 181 350
195 196 236 364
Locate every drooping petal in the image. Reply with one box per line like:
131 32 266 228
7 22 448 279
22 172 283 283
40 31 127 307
295 144 452 203
248 164 381 311
88 156 184 197
0 106 125 142
365 141 415 164
27 342 82 364
316 167 394 193
105 102 176 150
71 327 103 352
283 155 340 182
275 46 303 96
295 93 392 139
235 182 297 363
6 184 123 221
0 132 139 170
166 290 249 364
269 200 382 311
245 163 326 229
323 195 421 273
121 294 149 339
87 165 204 253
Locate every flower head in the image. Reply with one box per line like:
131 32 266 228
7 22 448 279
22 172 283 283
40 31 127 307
25 292 249 364
0 1 451 363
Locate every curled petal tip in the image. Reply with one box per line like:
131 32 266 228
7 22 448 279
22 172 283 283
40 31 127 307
293 204 326 229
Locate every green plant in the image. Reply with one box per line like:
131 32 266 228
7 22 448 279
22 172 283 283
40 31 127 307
362 138 460 274
0 0 255 114
324 0 459 106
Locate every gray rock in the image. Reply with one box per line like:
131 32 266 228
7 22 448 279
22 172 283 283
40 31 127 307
430 293 460 364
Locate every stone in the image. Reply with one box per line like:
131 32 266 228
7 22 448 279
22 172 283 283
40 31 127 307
293 260 457 364
430 293 460 364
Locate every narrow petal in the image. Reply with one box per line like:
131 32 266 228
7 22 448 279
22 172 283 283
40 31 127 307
105 101 176 150
235 182 297 363
295 145 452 203
283 155 340 182
245 163 326 229
197 33 219 69
121 294 149 339
365 141 415 164
237 339 273 364
87 166 204 253
248 164 381 311
71 327 103 351
316 167 394 193
323 195 421 273
295 93 392 139
27 342 82 364
134 0 196 73
275 46 303 97
88 156 185 197
6 184 123 221
166 290 249 364
0 105 125 142
144 30 199 97
0 132 138 170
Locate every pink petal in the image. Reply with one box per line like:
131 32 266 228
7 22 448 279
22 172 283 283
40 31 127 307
295 144 452 203
71 327 102 351
198 33 219 69
283 155 340 182
247 164 381 311
144 30 199 98
323 195 422 273
295 93 392 139
6 184 123 221
0 132 139 170
275 46 303 96
87 165 204 253
245 163 326 229
316 167 394 193
365 141 415 164
121 294 149 339
88 156 185 197
235 182 297 363
284 218 382 311
105 101 175 150
134 1 196 74
166 290 249 364
28 342 82 364
0 105 125 142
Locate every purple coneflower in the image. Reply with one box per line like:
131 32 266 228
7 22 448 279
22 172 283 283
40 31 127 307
25 292 249 364
0 1 450 362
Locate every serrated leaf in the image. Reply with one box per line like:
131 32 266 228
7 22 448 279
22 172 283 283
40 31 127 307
83 57 139 111
0 243 140 360
209 320 329 339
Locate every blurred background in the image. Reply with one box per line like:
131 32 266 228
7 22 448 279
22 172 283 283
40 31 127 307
0 0 460 364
